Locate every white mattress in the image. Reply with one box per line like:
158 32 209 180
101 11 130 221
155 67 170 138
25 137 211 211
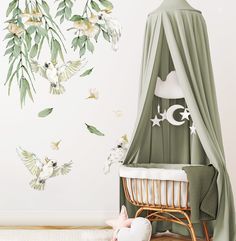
120 166 189 208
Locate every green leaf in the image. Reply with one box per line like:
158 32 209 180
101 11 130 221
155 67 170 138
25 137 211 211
4 33 14 40
6 39 14 48
38 27 47 37
85 123 105 136
13 45 21 56
4 46 14 56
44 15 66 41
77 35 87 48
38 108 54 118
6 58 16 84
90 0 101 12
65 7 72 19
6 0 17 17
12 7 22 17
20 77 33 107
30 44 38 58
41 0 50 14
27 26 36 34
22 65 35 92
99 0 113 9
60 15 65 23
80 68 93 77
58 43 64 62
49 27 67 53
57 1 65 10
87 39 94 53
25 32 32 50
72 37 78 49
51 39 62 62
70 15 83 21
34 33 41 44
7 68 18 94
55 9 65 18
79 44 86 57
102 30 110 42
66 0 74 8
14 36 21 45
37 36 45 59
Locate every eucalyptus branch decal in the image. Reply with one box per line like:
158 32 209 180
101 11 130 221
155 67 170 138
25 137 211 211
5 0 35 106
4 0 66 105
4 0 121 106
63 0 121 56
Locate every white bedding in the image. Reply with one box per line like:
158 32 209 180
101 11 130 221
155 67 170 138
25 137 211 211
119 166 188 182
120 166 189 208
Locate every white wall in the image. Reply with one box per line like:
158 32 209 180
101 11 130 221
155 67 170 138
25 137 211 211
0 0 235 226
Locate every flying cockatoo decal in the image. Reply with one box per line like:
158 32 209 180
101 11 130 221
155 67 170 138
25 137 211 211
31 59 85 95
17 147 73 191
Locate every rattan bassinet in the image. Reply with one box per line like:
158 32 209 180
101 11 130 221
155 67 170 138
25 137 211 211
120 164 210 241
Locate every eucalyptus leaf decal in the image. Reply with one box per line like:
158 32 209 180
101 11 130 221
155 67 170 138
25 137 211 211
80 68 94 77
85 123 105 136
38 108 53 118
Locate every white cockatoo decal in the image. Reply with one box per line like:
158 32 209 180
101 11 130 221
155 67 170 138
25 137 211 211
99 12 122 51
31 59 85 95
17 147 73 191
104 135 128 174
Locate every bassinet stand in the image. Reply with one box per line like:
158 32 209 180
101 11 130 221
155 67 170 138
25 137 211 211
122 177 210 241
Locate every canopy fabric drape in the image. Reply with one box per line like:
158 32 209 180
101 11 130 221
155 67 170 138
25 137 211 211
120 0 236 240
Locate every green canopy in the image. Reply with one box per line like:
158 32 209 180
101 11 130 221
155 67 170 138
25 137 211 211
121 0 236 240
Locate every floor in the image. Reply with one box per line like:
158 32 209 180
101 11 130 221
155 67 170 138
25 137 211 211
151 233 207 240
0 229 211 241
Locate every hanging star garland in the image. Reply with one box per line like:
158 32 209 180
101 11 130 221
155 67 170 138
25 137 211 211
190 123 197 135
180 108 191 120
150 115 162 127
160 109 167 121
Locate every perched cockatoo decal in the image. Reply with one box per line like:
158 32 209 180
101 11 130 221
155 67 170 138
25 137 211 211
17 147 73 191
31 59 85 95
99 12 122 51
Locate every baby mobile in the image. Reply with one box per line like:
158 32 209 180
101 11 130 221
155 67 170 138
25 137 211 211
103 72 199 174
151 71 196 134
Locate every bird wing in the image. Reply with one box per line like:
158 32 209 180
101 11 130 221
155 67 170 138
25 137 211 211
17 147 42 176
30 179 45 191
58 60 85 82
51 161 73 177
31 60 47 79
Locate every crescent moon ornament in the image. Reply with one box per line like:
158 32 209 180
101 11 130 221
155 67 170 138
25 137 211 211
166 104 185 126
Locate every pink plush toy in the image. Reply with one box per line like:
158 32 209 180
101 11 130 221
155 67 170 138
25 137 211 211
106 205 134 241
